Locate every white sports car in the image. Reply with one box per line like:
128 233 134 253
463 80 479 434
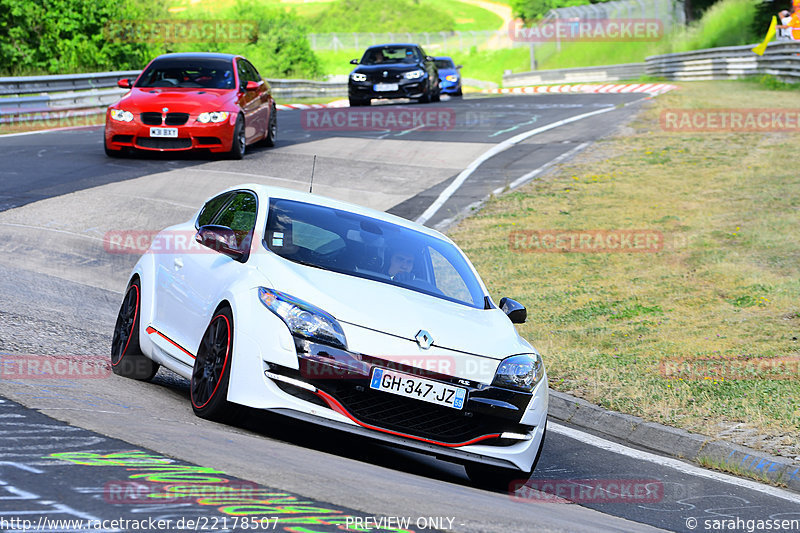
111 184 548 489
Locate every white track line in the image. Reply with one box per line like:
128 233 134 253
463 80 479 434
493 142 590 195
415 106 615 225
550 422 800 504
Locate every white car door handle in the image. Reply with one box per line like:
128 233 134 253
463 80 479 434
174 258 183 270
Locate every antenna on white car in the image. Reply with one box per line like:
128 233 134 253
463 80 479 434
309 155 317 193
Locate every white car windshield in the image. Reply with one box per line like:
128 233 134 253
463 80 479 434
264 198 487 309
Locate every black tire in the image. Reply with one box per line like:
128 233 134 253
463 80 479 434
419 88 431 104
191 307 236 421
349 97 369 107
454 88 463 97
465 422 547 493
228 115 245 160
111 279 159 380
262 104 277 147
432 86 441 102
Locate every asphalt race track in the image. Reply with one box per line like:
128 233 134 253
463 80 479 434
1 94 798 533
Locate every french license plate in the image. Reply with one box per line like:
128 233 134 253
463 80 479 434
370 367 466 410
373 83 399 92
149 127 178 138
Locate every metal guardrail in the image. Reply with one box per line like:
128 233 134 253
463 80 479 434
501 41 800 87
503 62 645 86
645 41 800 81
0 71 347 124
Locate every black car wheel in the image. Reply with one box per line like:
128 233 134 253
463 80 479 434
191 307 236 420
262 104 277 147
229 115 246 159
111 278 159 380
349 97 369 107
418 88 431 104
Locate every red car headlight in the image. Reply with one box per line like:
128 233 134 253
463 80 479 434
197 112 230 124
110 109 134 122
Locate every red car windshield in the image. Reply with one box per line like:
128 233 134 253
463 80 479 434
136 58 235 89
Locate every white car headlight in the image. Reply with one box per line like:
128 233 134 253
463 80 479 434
258 287 347 349
445 74 459 82
404 69 425 80
110 109 134 122
350 72 367 82
492 353 544 392
197 111 230 124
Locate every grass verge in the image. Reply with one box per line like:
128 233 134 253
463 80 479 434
697 456 788 487
447 81 800 456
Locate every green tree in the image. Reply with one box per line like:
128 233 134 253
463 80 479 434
0 0 159 75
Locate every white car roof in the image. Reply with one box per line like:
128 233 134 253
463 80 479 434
217 183 455 244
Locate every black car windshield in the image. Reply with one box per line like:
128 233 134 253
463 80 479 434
434 59 455 69
136 58 235 89
360 46 421 65
264 198 486 308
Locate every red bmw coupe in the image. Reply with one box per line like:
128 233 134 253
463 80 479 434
105 53 276 159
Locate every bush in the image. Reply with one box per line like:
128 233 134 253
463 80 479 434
169 0 321 79
0 0 159 75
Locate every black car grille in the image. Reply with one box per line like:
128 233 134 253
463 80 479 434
140 112 162 125
136 138 191 149
165 113 189 126
140 112 190 126
324 383 519 444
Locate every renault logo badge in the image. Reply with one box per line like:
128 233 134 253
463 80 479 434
415 330 433 349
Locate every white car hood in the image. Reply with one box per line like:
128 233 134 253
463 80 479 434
257 255 531 359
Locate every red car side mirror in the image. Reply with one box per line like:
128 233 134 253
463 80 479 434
245 80 261 91
117 79 131 89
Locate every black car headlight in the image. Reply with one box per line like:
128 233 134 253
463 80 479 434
492 353 544 392
350 73 367 82
258 287 347 349
404 69 425 80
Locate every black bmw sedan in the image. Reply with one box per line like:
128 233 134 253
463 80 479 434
348 43 440 106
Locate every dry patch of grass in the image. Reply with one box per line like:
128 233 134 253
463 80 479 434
0 113 104 135
449 81 800 455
